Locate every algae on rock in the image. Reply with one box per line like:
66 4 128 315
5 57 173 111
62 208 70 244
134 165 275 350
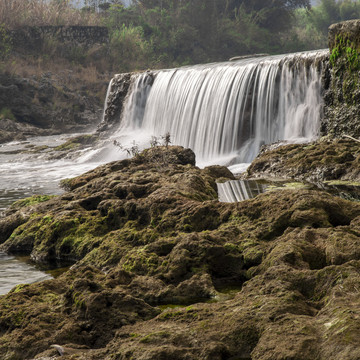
323 20 360 138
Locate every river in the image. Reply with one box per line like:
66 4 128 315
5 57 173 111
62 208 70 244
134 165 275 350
0 134 103 295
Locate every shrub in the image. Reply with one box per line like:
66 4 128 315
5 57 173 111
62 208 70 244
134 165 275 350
0 107 15 121
0 0 101 29
0 23 11 59
109 24 152 71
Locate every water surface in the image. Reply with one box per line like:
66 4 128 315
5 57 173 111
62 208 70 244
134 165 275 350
0 253 52 295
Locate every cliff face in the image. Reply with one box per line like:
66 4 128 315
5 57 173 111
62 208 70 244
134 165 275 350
0 72 103 143
322 20 360 137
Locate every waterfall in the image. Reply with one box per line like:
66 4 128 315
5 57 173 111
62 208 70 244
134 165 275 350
101 78 113 123
103 50 328 168
217 180 267 202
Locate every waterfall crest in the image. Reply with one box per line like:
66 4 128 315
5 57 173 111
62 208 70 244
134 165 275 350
104 50 328 167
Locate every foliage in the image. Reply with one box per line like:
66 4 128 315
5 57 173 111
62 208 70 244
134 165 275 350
0 107 15 120
109 24 152 71
0 23 10 59
0 0 101 29
114 133 171 158
113 139 140 157
102 0 311 65
0 0 360 75
307 0 360 38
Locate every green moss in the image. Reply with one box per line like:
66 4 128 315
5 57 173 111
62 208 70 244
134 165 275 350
139 331 170 344
325 180 360 186
59 178 73 191
122 249 159 275
72 292 86 310
10 195 55 209
330 35 360 72
223 242 239 252
10 284 29 294
54 134 97 152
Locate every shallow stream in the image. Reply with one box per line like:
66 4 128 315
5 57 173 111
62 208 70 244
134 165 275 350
0 135 103 294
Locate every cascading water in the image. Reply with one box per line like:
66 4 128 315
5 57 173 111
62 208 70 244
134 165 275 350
217 180 267 203
105 50 327 169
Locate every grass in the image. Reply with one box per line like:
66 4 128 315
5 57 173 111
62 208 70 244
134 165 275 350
0 0 101 29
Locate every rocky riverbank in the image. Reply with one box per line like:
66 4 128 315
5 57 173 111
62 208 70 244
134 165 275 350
0 71 104 144
0 145 360 360
246 138 360 183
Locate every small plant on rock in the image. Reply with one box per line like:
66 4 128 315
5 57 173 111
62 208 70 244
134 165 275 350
113 139 140 157
150 136 159 148
161 132 171 148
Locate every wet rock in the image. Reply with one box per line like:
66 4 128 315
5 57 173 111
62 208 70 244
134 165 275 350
1 146 360 360
97 73 132 133
323 20 360 138
0 72 102 143
246 138 360 183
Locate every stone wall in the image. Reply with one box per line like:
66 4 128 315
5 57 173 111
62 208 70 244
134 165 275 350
322 20 360 137
10 25 108 50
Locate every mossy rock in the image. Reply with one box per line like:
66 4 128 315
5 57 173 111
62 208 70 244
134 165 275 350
247 139 360 183
1 146 360 360
54 134 98 152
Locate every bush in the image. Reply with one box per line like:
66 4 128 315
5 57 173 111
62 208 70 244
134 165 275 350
0 23 11 59
0 0 101 29
0 107 16 121
109 24 152 71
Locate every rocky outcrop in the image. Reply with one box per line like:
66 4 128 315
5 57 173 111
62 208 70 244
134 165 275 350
322 20 360 137
97 73 132 133
246 138 360 183
328 20 360 51
0 72 103 142
0 146 360 360
98 71 156 134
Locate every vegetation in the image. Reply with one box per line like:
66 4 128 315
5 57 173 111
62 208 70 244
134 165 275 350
0 0 359 86
288 0 360 52
0 107 15 121
0 0 100 29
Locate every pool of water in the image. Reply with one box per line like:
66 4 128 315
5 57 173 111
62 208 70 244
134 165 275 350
217 179 360 203
0 253 53 295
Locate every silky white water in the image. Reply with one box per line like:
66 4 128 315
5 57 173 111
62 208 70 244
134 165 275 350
111 50 327 168
0 135 105 216
217 180 268 203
